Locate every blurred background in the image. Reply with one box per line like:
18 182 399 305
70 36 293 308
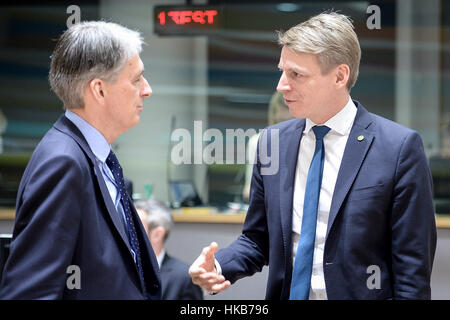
0 0 449 299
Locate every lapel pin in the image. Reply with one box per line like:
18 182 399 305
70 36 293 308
357 135 364 141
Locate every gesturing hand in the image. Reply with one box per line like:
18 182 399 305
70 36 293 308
188 242 231 294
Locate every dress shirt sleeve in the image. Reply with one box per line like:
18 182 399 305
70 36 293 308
214 258 222 275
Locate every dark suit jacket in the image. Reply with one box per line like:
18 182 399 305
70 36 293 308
160 253 203 300
215 100 437 300
0 115 161 299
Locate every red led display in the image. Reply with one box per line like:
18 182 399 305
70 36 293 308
154 5 222 35
157 10 218 25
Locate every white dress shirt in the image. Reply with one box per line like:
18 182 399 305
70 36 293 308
156 249 166 269
291 97 357 300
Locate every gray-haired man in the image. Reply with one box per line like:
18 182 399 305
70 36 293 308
0 21 161 299
136 199 203 300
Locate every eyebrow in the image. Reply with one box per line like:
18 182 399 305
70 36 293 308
278 64 308 74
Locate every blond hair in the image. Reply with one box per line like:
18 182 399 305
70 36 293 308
277 11 361 90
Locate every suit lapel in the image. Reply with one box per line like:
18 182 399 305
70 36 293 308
326 102 375 239
160 254 173 272
280 119 305 266
53 115 132 254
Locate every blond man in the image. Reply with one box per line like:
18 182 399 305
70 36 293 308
190 12 436 300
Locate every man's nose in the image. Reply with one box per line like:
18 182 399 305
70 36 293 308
276 72 290 92
141 77 152 98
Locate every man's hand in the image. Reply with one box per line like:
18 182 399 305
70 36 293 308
189 242 231 294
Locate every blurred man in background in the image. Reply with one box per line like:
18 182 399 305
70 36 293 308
136 199 203 300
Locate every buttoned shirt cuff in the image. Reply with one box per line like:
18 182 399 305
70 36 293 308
208 259 222 295
214 258 222 275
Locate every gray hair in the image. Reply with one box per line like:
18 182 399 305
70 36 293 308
277 11 361 91
49 21 144 109
135 199 173 242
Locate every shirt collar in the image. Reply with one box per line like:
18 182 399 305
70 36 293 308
304 96 357 136
157 249 166 268
65 109 111 163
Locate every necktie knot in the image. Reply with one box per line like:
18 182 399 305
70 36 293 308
312 125 330 141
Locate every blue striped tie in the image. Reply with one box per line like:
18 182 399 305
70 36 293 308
106 151 147 294
290 125 330 300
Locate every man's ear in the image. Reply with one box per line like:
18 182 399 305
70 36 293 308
88 78 106 103
334 64 350 89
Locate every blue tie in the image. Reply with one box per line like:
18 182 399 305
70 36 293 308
290 125 330 300
106 151 147 294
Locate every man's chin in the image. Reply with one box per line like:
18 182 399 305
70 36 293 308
124 118 141 132
289 108 307 119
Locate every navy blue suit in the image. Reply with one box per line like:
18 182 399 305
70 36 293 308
0 115 161 299
215 101 437 300
160 254 203 300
